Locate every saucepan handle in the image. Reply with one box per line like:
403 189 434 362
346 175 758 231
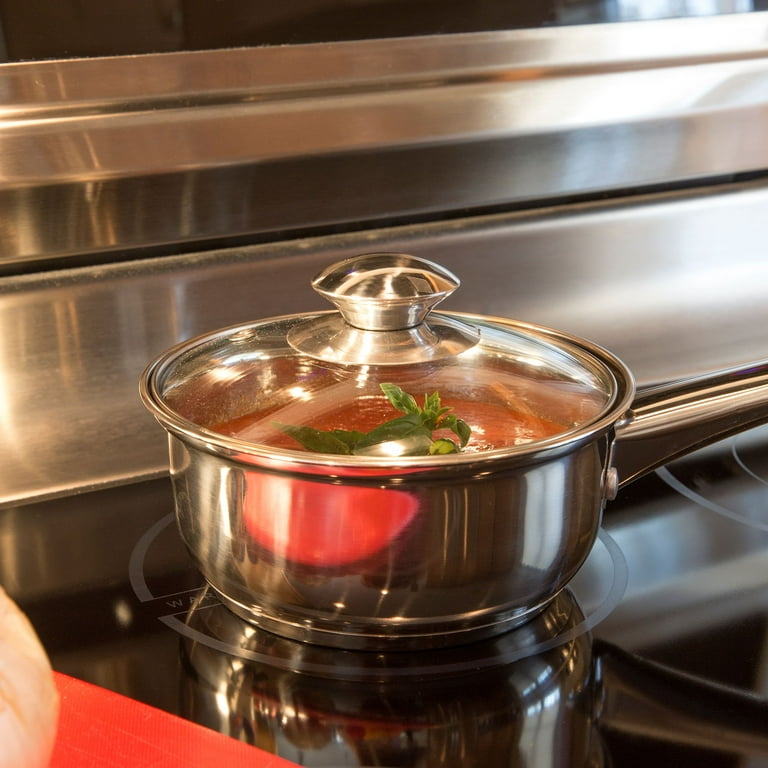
610 360 768 490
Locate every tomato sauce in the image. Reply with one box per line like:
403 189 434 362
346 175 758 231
213 393 569 453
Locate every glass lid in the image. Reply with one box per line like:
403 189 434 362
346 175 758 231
149 254 620 459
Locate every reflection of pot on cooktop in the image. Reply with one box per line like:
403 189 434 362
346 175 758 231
178 587 768 768
179 587 600 767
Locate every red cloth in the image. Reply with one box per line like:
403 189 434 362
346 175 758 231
50 672 297 768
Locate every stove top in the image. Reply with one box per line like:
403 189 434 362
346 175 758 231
3 426 767 766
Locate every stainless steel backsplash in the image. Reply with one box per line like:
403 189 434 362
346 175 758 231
2 15 768 504
2 179 767 506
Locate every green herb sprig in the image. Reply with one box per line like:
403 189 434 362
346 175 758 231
275 383 471 456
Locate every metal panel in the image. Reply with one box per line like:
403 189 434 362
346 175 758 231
2 13 768 267
1 178 767 506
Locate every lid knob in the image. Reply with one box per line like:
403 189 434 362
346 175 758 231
287 253 478 365
312 253 459 331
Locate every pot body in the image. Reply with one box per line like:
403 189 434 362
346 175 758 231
168 428 611 649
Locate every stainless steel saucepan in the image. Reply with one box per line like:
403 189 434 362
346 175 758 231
140 253 768 649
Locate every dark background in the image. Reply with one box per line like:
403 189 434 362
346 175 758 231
1 0 766 62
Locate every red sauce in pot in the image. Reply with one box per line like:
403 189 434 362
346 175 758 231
210 389 590 568
213 393 570 453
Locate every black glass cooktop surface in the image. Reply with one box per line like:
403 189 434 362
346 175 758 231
3 425 767 766
1 0 767 62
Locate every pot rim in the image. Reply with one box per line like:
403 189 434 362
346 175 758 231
139 311 636 472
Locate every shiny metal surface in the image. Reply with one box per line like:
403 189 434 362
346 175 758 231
139 260 768 647
136 253 621 646
163 352 768 650
3 179 768 506
287 311 480 367
311 253 460 331
290 253 480 364
613 361 768 488
168 429 608 648
3 13 768 266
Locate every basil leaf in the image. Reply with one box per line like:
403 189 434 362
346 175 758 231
328 429 368 449
274 383 472 456
429 438 460 455
273 423 357 454
454 418 472 447
354 432 435 457
380 383 420 415
353 414 429 449
423 391 441 417
439 414 472 448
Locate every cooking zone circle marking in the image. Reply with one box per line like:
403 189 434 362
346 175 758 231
657 424 768 532
733 424 768 487
128 513 628 676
